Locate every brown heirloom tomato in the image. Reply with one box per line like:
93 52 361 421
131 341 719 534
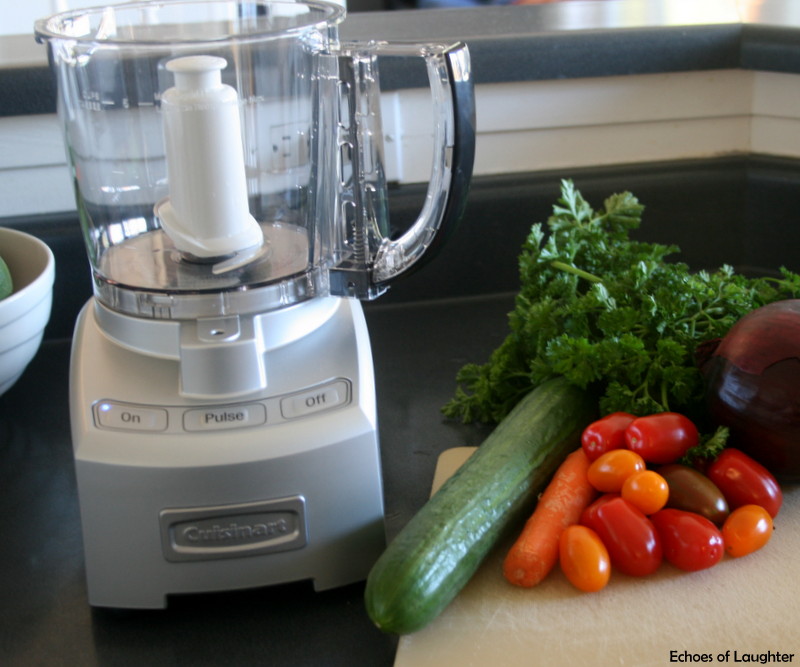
658 464 730 526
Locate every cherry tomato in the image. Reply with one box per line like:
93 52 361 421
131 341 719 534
581 412 636 462
579 493 618 528
650 509 724 572
707 448 783 518
722 504 774 557
585 496 662 576
587 449 646 493
621 470 669 515
625 412 699 464
559 525 611 593
658 464 730 526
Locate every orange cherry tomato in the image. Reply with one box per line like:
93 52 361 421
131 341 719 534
722 504 774 557
587 449 646 493
621 470 669 515
559 525 611 593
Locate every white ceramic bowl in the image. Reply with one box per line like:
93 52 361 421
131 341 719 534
0 227 55 396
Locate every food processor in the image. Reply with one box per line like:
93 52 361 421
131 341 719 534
35 0 474 609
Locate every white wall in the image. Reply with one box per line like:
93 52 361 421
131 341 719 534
5 1 134 37
6 0 349 38
4 69 800 219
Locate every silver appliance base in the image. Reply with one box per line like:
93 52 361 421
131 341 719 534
69 297 385 609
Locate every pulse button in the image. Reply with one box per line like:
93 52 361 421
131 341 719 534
183 403 267 431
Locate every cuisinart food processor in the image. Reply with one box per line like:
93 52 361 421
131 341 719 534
35 0 474 608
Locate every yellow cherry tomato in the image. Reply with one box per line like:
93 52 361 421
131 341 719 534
587 449 646 493
621 470 669 515
722 504 773 557
559 525 611 593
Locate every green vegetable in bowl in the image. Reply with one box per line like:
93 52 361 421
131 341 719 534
0 255 12 300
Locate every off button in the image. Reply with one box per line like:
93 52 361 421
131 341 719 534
280 380 350 420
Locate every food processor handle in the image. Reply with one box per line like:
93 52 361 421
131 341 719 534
331 41 475 298
372 42 475 288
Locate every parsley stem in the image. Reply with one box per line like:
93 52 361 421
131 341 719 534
660 382 671 412
550 260 603 284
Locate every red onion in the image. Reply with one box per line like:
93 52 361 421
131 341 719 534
701 299 800 482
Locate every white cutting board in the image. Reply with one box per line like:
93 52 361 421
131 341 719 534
395 447 800 667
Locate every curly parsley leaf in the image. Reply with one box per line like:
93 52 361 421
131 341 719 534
442 179 800 427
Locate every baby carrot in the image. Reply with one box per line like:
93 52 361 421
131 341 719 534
503 447 598 587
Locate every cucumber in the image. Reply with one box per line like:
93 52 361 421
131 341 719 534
365 376 596 635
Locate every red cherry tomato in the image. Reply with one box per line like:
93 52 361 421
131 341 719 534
621 470 669 515
579 493 618 529
581 412 636 462
583 496 662 577
722 504 773 557
650 509 724 572
707 448 783 518
587 449 646 493
559 525 611 593
625 412 699 464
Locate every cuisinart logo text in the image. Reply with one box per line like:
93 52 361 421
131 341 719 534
161 499 307 561
181 517 291 546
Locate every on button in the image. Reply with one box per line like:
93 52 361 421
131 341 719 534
94 401 168 432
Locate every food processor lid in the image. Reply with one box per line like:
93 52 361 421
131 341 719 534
34 0 346 46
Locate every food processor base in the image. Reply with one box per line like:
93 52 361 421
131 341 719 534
69 297 385 609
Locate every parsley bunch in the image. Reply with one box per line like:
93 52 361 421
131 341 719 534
443 180 800 426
